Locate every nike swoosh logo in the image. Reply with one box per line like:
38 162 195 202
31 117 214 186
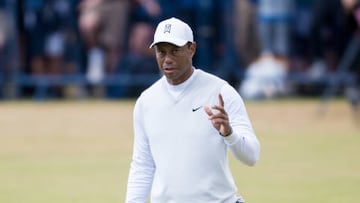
192 106 202 112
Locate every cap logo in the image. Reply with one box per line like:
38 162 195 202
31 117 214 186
164 24 171 34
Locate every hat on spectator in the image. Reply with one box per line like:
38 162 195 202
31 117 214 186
150 17 194 48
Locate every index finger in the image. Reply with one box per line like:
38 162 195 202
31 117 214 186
218 94 224 107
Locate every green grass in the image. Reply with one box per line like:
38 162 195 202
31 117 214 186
0 99 359 202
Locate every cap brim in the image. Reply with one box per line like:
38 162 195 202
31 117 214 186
149 38 189 48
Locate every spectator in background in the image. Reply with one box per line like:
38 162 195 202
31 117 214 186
216 0 244 88
291 0 313 73
105 0 161 98
78 0 130 97
42 0 78 75
21 0 81 98
341 0 360 113
108 22 159 98
0 1 18 99
307 0 353 78
308 0 357 78
24 0 80 74
0 1 11 98
129 0 161 24
233 0 260 69
0 1 10 64
256 0 294 68
240 0 295 99
0 3 9 52
22 0 44 76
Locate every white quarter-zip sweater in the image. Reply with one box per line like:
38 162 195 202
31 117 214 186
126 69 260 203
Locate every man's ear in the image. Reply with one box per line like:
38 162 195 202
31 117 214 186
189 42 197 57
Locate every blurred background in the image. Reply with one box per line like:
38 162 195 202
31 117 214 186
1 1 360 203
0 0 359 102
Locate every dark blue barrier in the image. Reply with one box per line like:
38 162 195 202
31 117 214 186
14 73 161 100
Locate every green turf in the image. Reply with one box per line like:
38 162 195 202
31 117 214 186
0 99 359 202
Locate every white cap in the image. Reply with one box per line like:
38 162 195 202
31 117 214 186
149 17 194 48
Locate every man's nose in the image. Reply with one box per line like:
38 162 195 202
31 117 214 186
164 53 174 63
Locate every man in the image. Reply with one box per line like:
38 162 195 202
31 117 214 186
125 17 260 203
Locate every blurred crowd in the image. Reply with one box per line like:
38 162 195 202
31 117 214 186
0 0 359 100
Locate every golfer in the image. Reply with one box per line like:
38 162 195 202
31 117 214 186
125 17 260 203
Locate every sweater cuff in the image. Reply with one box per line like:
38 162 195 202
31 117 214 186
223 131 241 145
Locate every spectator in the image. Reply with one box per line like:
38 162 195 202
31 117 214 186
104 0 161 98
21 0 81 98
0 2 9 98
216 0 244 88
22 0 45 77
291 0 313 73
239 0 295 99
109 21 159 98
129 0 161 24
78 0 130 96
0 2 10 62
340 0 360 112
307 0 352 78
256 0 295 67
0 6 9 51
49 0 82 75
0 0 16 99
233 0 260 68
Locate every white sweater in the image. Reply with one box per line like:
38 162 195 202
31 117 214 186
126 69 260 203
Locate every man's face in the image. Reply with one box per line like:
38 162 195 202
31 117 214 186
154 42 196 85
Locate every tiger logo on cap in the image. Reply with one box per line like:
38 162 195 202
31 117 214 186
164 24 171 33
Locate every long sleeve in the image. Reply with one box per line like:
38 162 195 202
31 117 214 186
125 98 156 203
220 84 260 166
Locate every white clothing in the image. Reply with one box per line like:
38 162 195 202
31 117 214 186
126 69 260 203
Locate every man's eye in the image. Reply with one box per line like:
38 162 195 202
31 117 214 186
172 50 179 55
158 50 166 55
